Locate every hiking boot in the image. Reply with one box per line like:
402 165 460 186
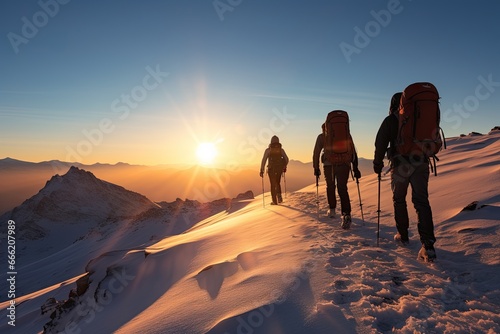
327 208 336 218
418 244 437 262
394 233 409 246
341 213 351 230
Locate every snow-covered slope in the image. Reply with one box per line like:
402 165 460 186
0 167 162 300
1 132 499 334
0 167 242 301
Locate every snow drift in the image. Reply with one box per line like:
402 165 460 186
0 131 499 333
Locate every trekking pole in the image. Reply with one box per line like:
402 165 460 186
316 175 320 220
261 175 265 208
377 173 381 247
356 177 364 221
351 170 364 221
283 172 287 199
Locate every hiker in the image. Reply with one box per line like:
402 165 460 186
373 91 437 261
313 112 361 228
260 135 289 205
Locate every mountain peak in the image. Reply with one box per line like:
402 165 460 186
68 165 84 173
64 165 97 180
42 166 101 192
3 167 159 240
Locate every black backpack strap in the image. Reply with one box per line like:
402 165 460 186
429 155 439 176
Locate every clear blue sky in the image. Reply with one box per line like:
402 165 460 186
1 0 499 166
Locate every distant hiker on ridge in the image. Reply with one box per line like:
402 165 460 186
260 135 289 205
373 85 443 262
313 111 361 229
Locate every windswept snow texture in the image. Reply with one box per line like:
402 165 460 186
1 131 499 334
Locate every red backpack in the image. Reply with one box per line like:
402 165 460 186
397 82 446 173
324 110 354 165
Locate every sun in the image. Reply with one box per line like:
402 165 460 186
196 142 218 165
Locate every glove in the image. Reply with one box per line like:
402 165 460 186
373 161 383 175
314 168 321 177
283 167 287 173
259 171 264 178
353 168 361 179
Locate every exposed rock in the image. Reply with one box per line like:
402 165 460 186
461 201 478 211
233 190 254 200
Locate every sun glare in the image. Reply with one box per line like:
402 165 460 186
196 142 218 165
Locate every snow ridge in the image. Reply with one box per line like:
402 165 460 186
0 132 499 334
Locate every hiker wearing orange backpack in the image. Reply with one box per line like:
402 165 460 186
313 111 361 229
373 84 444 262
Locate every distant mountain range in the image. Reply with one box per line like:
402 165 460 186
0 157 373 215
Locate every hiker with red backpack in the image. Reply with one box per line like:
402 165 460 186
313 111 361 229
260 135 289 205
373 83 445 262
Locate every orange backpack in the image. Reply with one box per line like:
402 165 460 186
397 82 446 173
324 110 354 165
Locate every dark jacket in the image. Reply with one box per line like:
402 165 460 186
375 92 411 166
260 146 289 173
313 133 329 170
373 113 399 165
374 113 428 167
